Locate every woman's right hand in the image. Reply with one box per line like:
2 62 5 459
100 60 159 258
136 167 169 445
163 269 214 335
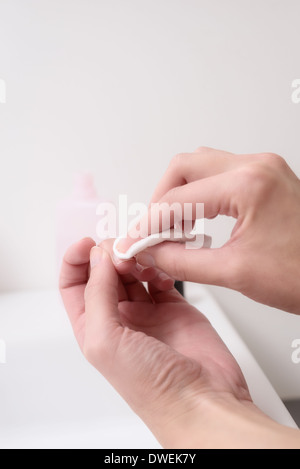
119 147 300 314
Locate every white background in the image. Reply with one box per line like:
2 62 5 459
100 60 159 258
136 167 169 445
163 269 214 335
0 0 299 399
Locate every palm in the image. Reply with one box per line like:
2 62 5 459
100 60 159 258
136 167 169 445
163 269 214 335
60 237 251 414
117 283 250 402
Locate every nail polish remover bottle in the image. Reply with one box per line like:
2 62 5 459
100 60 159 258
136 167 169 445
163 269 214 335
56 172 101 268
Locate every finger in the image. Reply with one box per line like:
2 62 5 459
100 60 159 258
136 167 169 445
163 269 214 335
119 272 152 302
99 238 137 302
148 271 175 291
59 238 96 338
136 241 234 287
84 246 123 356
101 237 172 298
109 238 175 292
147 281 185 304
131 170 239 239
59 237 95 290
119 260 175 292
149 147 237 205
100 238 153 301
116 267 173 302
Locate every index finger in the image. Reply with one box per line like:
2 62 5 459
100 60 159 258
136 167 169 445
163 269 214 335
149 147 236 205
59 238 96 340
126 170 239 241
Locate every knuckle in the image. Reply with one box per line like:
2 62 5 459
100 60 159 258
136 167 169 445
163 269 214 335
234 165 258 189
262 153 288 171
236 164 277 201
169 152 189 170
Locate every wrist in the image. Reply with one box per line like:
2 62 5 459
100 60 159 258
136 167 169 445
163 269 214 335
155 393 249 448
152 393 300 449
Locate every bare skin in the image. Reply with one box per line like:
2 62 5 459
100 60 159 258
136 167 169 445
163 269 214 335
119 148 300 315
60 148 300 448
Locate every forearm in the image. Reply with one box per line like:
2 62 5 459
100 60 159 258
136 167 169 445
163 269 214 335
156 395 300 449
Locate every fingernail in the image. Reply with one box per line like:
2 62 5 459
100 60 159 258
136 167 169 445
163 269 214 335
158 272 174 284
136 262 146 272
136 252 155 267
90 247 104 268
112 252 129 266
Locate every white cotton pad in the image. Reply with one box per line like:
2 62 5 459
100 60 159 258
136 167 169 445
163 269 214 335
113 229 212 260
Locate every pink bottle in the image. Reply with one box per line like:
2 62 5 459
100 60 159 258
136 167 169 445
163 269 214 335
56 172 101 268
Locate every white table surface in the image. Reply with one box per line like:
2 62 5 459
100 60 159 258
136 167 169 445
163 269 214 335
0 283 297 449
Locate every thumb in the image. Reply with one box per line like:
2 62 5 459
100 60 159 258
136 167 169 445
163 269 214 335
136 242 235 287
84 246 122 369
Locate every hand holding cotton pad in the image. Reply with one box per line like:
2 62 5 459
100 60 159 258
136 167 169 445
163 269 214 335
113 228 212 260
